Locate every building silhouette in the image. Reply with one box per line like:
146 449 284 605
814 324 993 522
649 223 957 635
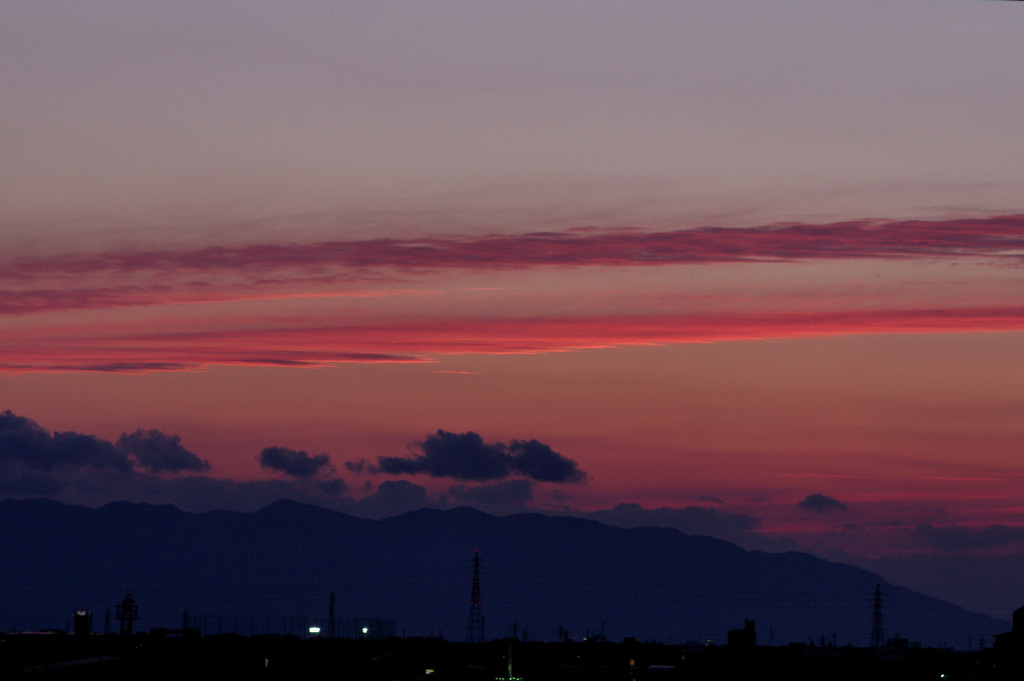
116 594 138 635
73 609 92 636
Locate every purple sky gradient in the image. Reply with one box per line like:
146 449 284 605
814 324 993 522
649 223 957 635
2 1 1024 616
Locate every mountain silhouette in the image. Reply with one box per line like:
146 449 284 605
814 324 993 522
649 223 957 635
0 498 1006 647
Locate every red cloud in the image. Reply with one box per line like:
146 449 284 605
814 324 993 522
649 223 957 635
3 214 1023 373
2 214 1022 319
3 306 1023 374
3 214 1023 282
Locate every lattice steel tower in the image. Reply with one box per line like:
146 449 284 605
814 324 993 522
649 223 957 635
871 583 885 647
466 550 485 643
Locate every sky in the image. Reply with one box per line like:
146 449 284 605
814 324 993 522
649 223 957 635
2 1 1024 615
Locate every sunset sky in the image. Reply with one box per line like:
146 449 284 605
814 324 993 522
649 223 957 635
2 1 1023 611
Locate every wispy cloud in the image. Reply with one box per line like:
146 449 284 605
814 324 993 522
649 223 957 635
914 523 1024 553
3 214 1023 373
3 307 1024 374
5 215 1024 291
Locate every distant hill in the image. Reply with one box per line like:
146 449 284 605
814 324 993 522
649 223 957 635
0 498 1006 647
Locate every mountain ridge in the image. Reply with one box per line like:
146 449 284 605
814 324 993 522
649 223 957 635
0 497 1006 646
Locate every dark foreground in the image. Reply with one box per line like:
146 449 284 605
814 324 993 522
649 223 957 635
0 632 1006 680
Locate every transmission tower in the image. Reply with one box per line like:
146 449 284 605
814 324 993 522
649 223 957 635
871 583 885 647
466 550 485 643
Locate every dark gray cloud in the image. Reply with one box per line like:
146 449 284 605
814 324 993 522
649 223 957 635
0 467 68 496
352 480 436 519
0 410 357 513
55 474 353 515
584 503 759 536
344 459 368 473
576 503 803 554
316 477 348 496
1 411 133 473
506 439 585 482
0 411 225 502
797 494 847 513
371 430 585 483
449 479 535 514
0 411 137 475
913 523 1024 553
1 413 208 476
117 429 210 473
376 431 507 480
55 431 135 473
259 446 332 478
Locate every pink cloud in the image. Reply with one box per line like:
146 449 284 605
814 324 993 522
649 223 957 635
0 285 434 315
3 213 1022 373
1 214 1021 321
4 214 1023 284
3 306 1023 374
